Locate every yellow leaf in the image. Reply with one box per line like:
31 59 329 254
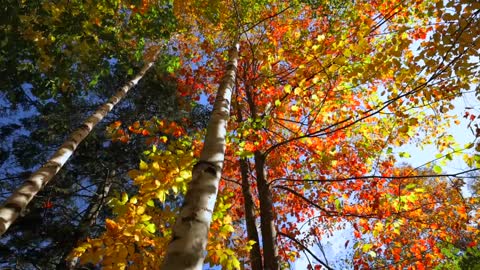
179 170 191 179
284 84 292 94
130 196 138 204
121 193 128 204
317 34 325 42
344 48 351 57
291 105 299 112
294 87 302 95
151 162 160 172
140 160 148 170
137 206 145 215
157 190 166 202
232 257 241 269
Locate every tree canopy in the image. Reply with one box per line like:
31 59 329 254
1 0 479 269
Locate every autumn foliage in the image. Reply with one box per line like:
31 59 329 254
71 0 480 269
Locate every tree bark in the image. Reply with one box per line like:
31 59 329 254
161 43 239 270
0 48 162 236
254 152 280 270
239 158 263 270
244 76 280 269
234 97 262 270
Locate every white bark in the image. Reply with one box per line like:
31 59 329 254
0 48 161 236
162 43 240 270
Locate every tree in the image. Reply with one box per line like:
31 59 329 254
170 0 479 268
5 0 480 269
0 55 191 269
0 45 162 236
161 43 239 269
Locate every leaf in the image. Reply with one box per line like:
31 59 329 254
139 160 148 170
433 165 442 174
362 243 373 252
405 183 416 189
145 223 156 233
146 200 155 207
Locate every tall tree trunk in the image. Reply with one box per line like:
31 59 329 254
239 158 263 270
234 98 262 270
56 170 115 270
254 152 280 270
161 43 239 270
244 79 280 269
0 47 162 236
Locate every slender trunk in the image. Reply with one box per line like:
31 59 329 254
244 79 279 269
56 170 115 270
239 158 263 270
235 98 262 270
254 152 279 270
0 48 162 236
161 43 239 270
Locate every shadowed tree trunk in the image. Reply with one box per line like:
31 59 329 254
161 43 240 270
0 47 162 236
239 158 263 270
244 78 279 269
234 97 262 270
254 152 279 270
56 170 115 270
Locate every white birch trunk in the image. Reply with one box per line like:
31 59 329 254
0 48 161 236
162 43 239 270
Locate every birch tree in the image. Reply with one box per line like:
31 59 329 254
0 47 162 236
161 43 239 270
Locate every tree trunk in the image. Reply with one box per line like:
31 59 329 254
243 75 279 269
254 152 280 270
56 170 115 270
239 158 263 270
0 47 162 236
234 98 262 270
161 43 239 270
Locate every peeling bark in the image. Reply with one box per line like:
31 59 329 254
0 48 162 236
162 43 239 270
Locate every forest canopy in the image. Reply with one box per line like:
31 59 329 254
0 0 479 269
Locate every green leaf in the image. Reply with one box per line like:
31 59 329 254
405 183 416 189
334 198 342 211
145 223 156 233
433 165 442 174
146 200 155 207
362 243 373 252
